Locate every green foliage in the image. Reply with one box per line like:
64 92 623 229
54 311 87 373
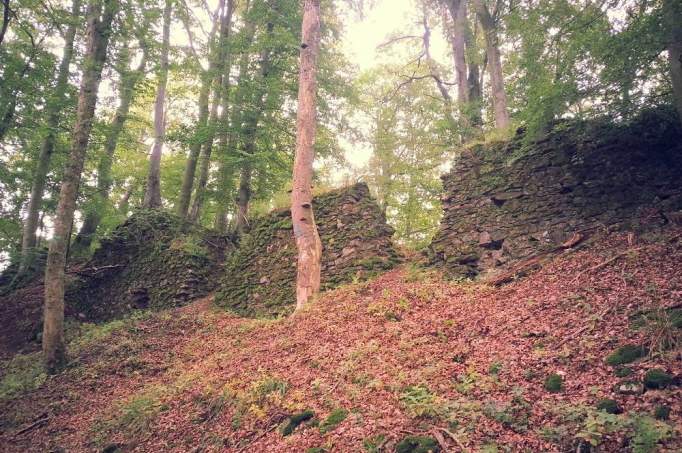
643 369 673 390
319 408 348 434
543 373 563 393
606 344 648 366
653 405 671 421
395 435 440 453
0 353 47 401
399 385 440 418
482 390 532 433
363 434 387 452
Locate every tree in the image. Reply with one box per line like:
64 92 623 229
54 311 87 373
472 0 509 129
292 0 322 311
17 0 81 276
664 0 682 124
43 0 117 373
142 0 171 209
72 34 149 252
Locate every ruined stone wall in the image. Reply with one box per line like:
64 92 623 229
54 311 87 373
69 210 234 320
215 183 401 317
429 108 682 278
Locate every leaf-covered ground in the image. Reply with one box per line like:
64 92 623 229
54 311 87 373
1 228 681 452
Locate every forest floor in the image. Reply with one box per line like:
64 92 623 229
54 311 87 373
1 228 681 452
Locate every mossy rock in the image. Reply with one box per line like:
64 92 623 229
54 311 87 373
605 344 648 366
395 435 440 453
280 410 315 436
654 405 671 420
614 366 634 378
319 408 348 434
596 398 622 414
544 373 563 393
643 368 673 389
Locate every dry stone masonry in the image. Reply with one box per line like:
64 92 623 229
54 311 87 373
429 108 682 278
215 183 401 317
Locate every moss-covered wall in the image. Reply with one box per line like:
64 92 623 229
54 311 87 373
214 183 401 317
429 108 682 278
69 210 234 321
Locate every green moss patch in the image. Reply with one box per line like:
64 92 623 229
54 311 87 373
215 184 400 318
606 344 648 366
395 435 441 453
544 373 563 393
643 369 673 389
319 408 348 434
596 399 622 414
280 410 315 436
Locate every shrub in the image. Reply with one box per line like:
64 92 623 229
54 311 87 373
596 399 622 414
399 385 440 418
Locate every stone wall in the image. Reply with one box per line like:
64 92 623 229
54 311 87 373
69 210 234 320
429 108 682 278
214 183 401 317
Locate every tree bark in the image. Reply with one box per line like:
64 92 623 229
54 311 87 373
292 0 322 311
142 0 171 209
43 0 116 373
212 0 236 232
472 0 509 129
117 179 136 212
664 0 682 124
443 0 468 105
18 0 81 275
0 0 10 48
73 43 147 251
177 0 222 218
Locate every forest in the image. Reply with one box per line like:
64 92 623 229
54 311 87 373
1 0 682 451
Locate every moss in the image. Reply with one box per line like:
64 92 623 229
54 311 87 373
614 366 634 378
0 352 47 401
544 373 563 393
605 344 648 366
395 435 441 453
653 405 671 420
596 399 622 414
280 410 315 436
363 434 386 452
319 408 348 434
643 368 673 389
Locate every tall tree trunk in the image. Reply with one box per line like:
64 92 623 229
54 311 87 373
664 0 682 124
17 0 81 275
0 0 10 47
142 0 171 209
177 0 222 218
292 0 322 311
212 0 236 232
473 0 509 129
43 0 116 373
73 44 147 251
443 0 468 105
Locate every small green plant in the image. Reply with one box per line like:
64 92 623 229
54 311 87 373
399 385 441 418
395 435 440 453
614 366 633 378
606 344 648 366
643 368 673 389
544 373 563 393
488 361 503 376
630 415 671 453
319 408 348 434
482 389 531 433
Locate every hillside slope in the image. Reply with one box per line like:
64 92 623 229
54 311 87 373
1 228 681 452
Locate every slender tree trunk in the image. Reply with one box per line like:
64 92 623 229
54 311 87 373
43 0 116 373
292 0 322 311
473 0 509 129
234 165 251 232
17 0 81 274
443 0 469 104
212 0 235 232
117 179 135 212
142 0 171 209
665 0 682 124
188 95 219 222
177 1 222 218
0 0 10 47
73 45 147 251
